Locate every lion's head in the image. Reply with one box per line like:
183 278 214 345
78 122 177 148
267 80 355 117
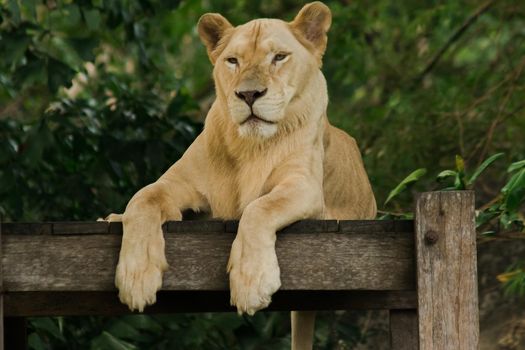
198 2 332 139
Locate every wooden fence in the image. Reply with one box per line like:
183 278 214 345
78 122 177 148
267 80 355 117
0 191 479 349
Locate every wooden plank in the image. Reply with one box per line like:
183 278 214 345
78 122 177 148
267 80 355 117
225 220 340 234
4 290 417 317
280 219 339 233
339 220 413 234
1 223 52 235
415 191 479 350
2 231 415 292
167 220 225 233
53 221 109 235
108 221 123 234
390 309 418 350
1 220 345 235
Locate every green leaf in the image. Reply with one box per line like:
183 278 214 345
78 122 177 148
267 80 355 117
13 54 47 88
119 315 163 334
455 154 465 173
384 168 427 205
481 230 496 236
503 168 525 212
23 122 53 165
47 57 76 93
467 152 504 186
27 333 47 350
7 0 21 25
508 160 525 173
105 319 141 340
67 38 99 61
453 173 465 190
21 0 37 21
0 32 31 65
30 318 66 342
83 8 102 31
502 170 521 194
436 169 456 181
476 210 500 228
452 155 467 189
90 331 138 350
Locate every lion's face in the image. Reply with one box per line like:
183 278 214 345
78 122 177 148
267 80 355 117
198 2 332 139
215 20 308 138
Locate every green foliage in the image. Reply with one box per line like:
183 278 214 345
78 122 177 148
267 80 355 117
384 168 427 206
383 153 525 235
27 313 293 349
498 263 525 297
473 158 525 235
1 0 524 348
503 161 525 213
0 82 201 220
436 153 505 190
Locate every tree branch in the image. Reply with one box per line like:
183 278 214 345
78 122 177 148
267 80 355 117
416 0 497 83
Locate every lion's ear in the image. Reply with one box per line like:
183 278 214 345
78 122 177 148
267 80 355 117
291 2 332 61
198 13 233 64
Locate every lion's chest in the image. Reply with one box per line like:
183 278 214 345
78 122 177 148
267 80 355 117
206 158 274 220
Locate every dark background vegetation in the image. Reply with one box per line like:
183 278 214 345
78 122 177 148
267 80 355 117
1 0 524 348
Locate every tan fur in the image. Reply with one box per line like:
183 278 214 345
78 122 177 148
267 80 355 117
105 2 375 349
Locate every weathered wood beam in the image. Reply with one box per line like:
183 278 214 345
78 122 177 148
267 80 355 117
4 290 417 317
1 219 413 235
1 219 416 316
416 191 479 350
2 221 415 292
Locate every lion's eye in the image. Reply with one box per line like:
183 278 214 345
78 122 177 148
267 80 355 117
273 53 288 62
226 57 238 65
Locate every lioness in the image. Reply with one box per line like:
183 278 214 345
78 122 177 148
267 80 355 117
105 2 376 349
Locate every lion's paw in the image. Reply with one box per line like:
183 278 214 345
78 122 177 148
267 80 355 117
227 237 281 315
115 242 168 312
98 213 123 222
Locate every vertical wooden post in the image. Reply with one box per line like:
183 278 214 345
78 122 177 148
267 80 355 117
1 219 28 350
390 309 419 350
415 191 479 349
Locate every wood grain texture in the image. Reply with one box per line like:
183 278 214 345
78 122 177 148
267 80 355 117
4 291 417 317
415 191 479 350
53 221 109 235
2 231 415 291
1 219 411 236
1 223 52 235
390 309 419 350
1 219 419 318
339 220 413 234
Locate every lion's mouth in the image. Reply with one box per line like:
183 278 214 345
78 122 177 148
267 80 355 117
241 114 276 125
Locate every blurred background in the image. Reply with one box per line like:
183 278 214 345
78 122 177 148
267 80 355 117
1 0 524 349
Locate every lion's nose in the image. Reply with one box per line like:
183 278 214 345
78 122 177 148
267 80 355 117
235 89 267 107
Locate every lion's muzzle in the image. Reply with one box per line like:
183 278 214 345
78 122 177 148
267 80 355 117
235 88 268 107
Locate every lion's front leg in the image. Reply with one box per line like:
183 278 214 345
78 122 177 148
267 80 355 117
228 175 324 315
114 182 176 312
114 174 207 311
228 223 281 315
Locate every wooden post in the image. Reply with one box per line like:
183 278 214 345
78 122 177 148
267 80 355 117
415 191 479 349
2 220 27 350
